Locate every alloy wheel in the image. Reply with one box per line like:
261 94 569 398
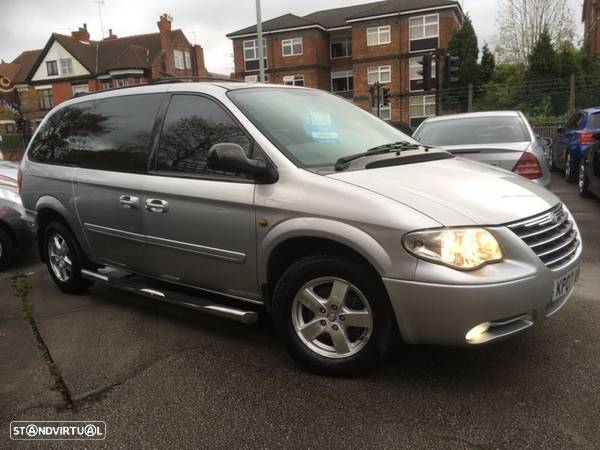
48 234 73 282
291 277 373 359
579 159 585 193
565 152 572 180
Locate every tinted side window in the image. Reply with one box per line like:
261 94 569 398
156 95 252 177
28 94 162 173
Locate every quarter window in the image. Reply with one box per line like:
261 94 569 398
366 26 391 46
46 60 58 76
156 95 252 178
283 75 304 86
331 71 353 92
174 50 185 69
282 37 303 56
367 66 391 85
59 58 73 76
28 94 163 173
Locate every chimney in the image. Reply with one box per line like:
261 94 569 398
192 45 208 77
157 14 173 69
71 23 90 42
104 28 118 40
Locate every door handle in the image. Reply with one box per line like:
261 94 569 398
145 198 169 213
119 195 139 210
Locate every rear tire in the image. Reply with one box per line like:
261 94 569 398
0 228 15 271
549 148 558 171
579 157 592 198
272 255 394 376
565 151 578 183
43 221 94 294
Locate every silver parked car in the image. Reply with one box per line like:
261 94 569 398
19 83 582 375
413 111 552 188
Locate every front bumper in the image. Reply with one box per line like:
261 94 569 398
383 236 582 347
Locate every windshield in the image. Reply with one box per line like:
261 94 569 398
228 88 418 167
415 116 531 146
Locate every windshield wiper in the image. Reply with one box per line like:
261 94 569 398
334 141 429 171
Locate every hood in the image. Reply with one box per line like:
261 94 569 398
328 156 559 226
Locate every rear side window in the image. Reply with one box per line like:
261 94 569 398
156 95 252 177
28 94 162 173
588 113 600 129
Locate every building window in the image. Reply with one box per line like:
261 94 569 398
245 75 258 83
101 80 112 90
331 71 353 92
133 78 142 85
243 39 268 72
330 36 352 58
116 79 127 87
366 26 391 46
410 95 436 122
72 84 89 95
59 58 73 76
184 51 191 69
282 37 303 56
409 14 439 52
38 89 53 110
5 123 16 134
367 65 391 85
46 60 58 76
372 105 391 121
409 56 436 91
283 75 304 86
174 50 185 69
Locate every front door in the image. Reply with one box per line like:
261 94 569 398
140 94 259 299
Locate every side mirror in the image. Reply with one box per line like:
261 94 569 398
207 143 278 183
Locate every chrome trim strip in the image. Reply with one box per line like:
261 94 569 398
529 222 573 248
84 223 147 243
145 235 246 264
507 203 563 228
545 241 579 267
81 269 109 282
537 235 577 258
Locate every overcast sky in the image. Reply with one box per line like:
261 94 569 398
0 0 584 75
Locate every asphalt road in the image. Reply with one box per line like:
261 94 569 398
1 176 599 449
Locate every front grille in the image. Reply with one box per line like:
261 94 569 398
507 203 579 270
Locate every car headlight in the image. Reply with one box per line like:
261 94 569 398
403 228 503 270
0 189 22 205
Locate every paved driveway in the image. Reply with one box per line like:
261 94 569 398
1 176 599 449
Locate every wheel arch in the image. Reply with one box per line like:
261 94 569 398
35 196 85 262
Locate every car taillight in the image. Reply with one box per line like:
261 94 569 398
17 167 22 193
512 152 542 180
580 132 596 145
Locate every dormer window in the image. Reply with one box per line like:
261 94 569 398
59 58 73 76
46 61 58 76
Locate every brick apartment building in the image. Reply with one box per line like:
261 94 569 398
583 0 600 54
227 0 463 127
0 13 214 145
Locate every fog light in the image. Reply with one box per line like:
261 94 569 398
465 322 491 343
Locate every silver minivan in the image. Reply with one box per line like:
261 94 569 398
19 83 582 375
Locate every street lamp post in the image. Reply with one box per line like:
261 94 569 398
255 0 265 83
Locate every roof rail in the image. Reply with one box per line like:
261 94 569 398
149 76 242 84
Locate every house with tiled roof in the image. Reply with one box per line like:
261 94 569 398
0 14 214 137
227 0 463 126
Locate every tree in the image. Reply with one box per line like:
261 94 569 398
496 0 575 64
446 15 480 87
480 44 496 84
557 41 582 78
526 29 559 81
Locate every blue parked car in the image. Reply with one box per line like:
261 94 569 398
550 108 600 182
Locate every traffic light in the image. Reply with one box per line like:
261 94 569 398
381 86 390 106
417 54 433 91
444 55 460 88
369 84 377 108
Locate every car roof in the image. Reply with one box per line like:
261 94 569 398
581 107 600 115
421 111 522 123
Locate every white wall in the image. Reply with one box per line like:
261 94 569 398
31 41 90 81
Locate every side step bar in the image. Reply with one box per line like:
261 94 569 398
81 269 259 325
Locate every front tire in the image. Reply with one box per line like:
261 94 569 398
43 221 94 294
0 228 15 271
565 151 578 183
272 255 394 376
579 157 592 198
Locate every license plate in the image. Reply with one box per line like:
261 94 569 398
553 266 580 301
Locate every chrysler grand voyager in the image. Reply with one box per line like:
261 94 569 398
19 82 582 375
